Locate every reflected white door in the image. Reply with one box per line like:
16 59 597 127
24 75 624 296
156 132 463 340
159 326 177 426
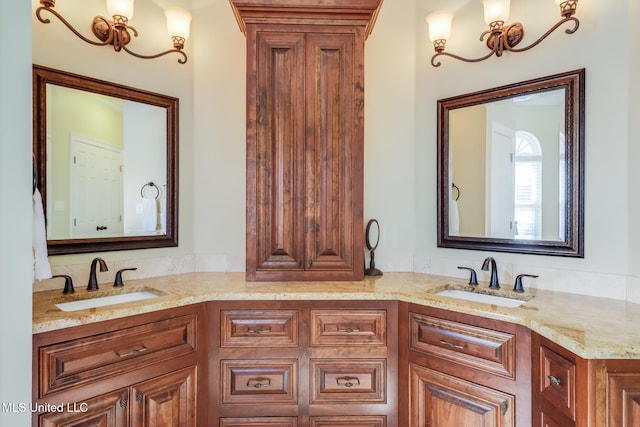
487 121 515 238
69 135 123 238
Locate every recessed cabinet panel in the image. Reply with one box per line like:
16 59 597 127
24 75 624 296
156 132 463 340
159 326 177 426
409 312 516 379
410 363 515 427
252 31 306 274
221 359 298 405
539 344 576 421
310 358 386 404
220 418 298 427
38 388 128 427
303 33 359 273
310 416 386 427
607 372 640 426
221 310 299 348
39 314 198 397
131 366 197 427
310 309 386 346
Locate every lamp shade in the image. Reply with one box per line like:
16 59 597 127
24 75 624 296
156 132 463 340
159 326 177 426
165 8 192 40
106 0 134 19
481 0 510 24
426 11 454 42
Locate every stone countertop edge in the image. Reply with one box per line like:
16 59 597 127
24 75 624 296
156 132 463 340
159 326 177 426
32 272 640 360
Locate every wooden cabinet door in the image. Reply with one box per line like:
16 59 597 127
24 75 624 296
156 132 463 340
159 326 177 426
38 388 128 427
303 32 362 277
130 366 197 427
249 30 306 277
246 27 364 281
410 363 515 427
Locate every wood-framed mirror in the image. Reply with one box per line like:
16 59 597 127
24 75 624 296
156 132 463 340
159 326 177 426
33 65 179 255
437 69 584 257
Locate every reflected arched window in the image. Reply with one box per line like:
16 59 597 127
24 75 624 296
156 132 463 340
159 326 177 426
514 131 542 239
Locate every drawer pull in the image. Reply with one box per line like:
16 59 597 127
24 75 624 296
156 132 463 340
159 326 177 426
337 326 361 333
247 378 271 388
119 397 127 409
116 345 147 357
501 400 509 416
336 376 361 388
548 375 562 386
246 327 272 334
439 339 466 350
136 391 144 404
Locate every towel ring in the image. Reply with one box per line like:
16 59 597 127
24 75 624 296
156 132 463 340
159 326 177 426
141 182 160 199
452 183 460 201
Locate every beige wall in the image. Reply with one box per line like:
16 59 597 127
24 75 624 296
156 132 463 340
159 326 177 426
450 105 486 237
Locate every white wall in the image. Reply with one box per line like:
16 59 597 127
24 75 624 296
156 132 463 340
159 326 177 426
1 1 33 424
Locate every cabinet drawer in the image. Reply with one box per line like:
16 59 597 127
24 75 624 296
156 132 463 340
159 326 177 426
310 416 386 427
221 359 298 405
310 309 386 346
221 418 297 427
309 359 386 404
539 344 576 421
38 314 198 397
409 312 516 379
221 310 298 347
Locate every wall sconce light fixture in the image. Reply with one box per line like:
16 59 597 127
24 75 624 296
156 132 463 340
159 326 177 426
426 0 579 67
36 0 192 64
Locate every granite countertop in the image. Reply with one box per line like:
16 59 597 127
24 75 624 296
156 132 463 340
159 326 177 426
32 272 640 359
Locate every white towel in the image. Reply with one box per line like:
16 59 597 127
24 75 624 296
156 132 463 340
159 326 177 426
141 198 157 232
33 188 52 280
450 199 460 236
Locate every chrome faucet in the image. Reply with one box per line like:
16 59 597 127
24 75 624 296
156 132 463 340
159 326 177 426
87 257 108 291
481 257 500 289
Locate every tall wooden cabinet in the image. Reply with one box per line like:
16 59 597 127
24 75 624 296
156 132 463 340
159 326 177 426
230 0 383 281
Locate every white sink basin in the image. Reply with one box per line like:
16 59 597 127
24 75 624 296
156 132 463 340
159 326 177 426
436 289 528 308
55 291 160 312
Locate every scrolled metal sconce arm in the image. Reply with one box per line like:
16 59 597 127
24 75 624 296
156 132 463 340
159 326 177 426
430 0 580 67
36 0 188 64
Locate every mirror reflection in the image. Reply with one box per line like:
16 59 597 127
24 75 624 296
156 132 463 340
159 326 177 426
46 84 167 239
34 65 179 255
437 70 584 257
449 88 565 241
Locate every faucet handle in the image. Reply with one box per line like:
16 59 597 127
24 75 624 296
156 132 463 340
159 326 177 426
52 274 74 294
457 266 478 285
114 268 138 287
513 274 539 293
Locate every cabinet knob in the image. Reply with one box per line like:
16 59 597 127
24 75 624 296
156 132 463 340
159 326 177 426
548 375 562 386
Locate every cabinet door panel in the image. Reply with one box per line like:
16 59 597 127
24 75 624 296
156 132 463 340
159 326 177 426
251 31 306 274
310 358 386 404
410 363 514 427
220 418 297 427
39 314 198 397
38 388 128 427
130 366 197 427
221 359 298 405
304 32 361 273
310 309 386 346
310 416 386 427
607 372 640 426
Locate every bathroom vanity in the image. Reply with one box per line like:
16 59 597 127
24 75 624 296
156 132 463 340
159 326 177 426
32 272 640 426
